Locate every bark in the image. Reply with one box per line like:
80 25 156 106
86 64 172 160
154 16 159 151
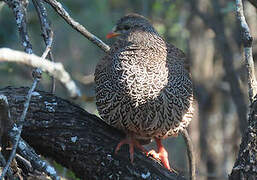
229 96 257 180
0 86 186 180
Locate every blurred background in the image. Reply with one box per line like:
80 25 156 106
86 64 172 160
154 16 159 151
0 0 257 179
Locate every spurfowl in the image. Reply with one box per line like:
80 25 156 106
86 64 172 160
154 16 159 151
95 14 194 170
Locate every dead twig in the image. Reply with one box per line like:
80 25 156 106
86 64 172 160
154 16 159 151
0 95 14 180
17 138 60 180
4 0 32 54
43 0 110 53
0 79 39 180
1 1 40 179
181 130 196 180
0 152 14 180
32 0 56 93
0 48 81 98
0 3 61 177
2 1 71 179
0 95 60 180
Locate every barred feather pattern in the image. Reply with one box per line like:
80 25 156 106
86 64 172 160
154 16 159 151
95 21 194 140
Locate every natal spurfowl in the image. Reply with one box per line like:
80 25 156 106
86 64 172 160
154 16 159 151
95 13 194 170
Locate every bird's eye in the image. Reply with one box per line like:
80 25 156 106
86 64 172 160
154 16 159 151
124 25 130 30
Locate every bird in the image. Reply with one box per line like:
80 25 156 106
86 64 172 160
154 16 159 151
94 13 194 170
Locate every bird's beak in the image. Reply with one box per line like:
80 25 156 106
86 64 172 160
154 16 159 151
106 25 120 39
106 32 121 39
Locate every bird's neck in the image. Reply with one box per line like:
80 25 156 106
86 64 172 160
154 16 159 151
127 30 165 50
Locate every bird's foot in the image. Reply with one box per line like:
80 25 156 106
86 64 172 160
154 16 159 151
147 138 171 170
115 136 147 163
147 149 171 170
147 149 161 159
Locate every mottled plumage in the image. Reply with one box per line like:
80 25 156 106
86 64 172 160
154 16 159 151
94 13 194 169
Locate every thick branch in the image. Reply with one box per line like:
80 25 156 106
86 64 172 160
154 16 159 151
235 0 257 103
229 1 257 179
0 86 186 180
0 48 80 98
43 0 110 53
229 96 257 180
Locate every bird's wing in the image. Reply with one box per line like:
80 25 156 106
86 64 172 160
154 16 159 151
167 43 191 72
94 53 112 78
95 40 139 76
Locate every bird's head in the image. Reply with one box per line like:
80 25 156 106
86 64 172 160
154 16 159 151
106 13 157 39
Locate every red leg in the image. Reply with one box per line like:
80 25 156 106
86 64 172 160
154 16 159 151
147 138 171 170
115 135 147 163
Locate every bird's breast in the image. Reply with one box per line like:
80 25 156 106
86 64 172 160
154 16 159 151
113 57 169 104
95 47 193 139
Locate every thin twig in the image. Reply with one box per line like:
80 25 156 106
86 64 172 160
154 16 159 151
235 0 257 103
0 94 60 180
1 1 60 178
32 0 56 93
41 44 51 59
181 130 196 180
4 0 33 54
0 48 81 98
15 154 33 172
0 95 14 180
17 138 60 180
43 0 110 53
1 1 37 179
0 152 14 180
0 79 38 180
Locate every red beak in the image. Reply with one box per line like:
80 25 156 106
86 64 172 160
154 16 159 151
106 32 120 39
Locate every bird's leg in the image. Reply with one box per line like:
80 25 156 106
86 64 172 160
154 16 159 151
115 134 147 163
147 138 171 170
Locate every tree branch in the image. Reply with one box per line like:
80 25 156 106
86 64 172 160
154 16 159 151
0 81 38 179
0 94 60 180
235 0 257 103
0 48 81 98
0 86 186 180
32 0 56 93
229 1 257 179
0 1 45 179
43 0 110 53
229 96 257 180
201 0 249 132
17 137 60 180
0 95 14 180
4 0 33 54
